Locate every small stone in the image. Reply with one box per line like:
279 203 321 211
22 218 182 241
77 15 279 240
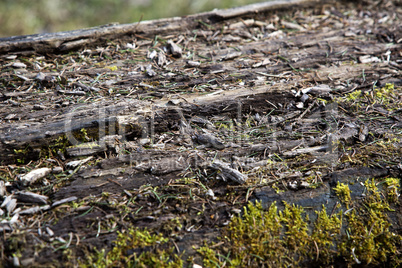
300 181 310 188
6 55 17 60
145 64 156 77
20 168 52 186
167 40 182 57
139 138 151 145
288 181 298 190
126 43 136 49
206 189 216 200
344 31 356 37
300 94 309 102
157 51 167 66
187 60 201 67
13 256 20 267
46 227 54 237
147 69 156 77
148 50 157 59
35 72 46 81
52 166 63 174
5 198 17 213
359 55 381 64
5 114 17 120
0 181 6 197
12 62 27 69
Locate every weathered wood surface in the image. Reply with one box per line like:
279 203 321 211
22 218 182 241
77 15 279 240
1 6 400 161
0 0 322 54
0 0 401 266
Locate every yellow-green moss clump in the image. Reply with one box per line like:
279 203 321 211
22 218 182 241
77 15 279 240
383 177 400 203
341 83 399 110
333 182 351 207
338 179 400 265
198 202 343 267
198 178 401 267
372 83 396 105
81 228 182 268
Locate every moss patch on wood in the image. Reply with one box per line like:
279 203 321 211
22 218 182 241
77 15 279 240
197 177 401 267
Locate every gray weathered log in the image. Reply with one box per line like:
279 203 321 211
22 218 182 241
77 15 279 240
0 0 327 54
0 87 295 164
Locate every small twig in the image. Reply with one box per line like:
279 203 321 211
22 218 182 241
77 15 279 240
173 240 180 254
297 101 316 121
314 240 320 260
256 71 285 78
107 178 123 187
265 99 278 109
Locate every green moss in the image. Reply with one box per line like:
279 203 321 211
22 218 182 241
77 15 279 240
383 177 400 203
310 205 342 264
81 227 182 268
333 182 351 207
220 201 290 267
346 90 361 101
73 127 98 142
280 202 310 257
372 83 396 105
339 83 399 112
40 135 70 159
198 178 401 267
197 244 223 267
13 145 31 164
338 179 400 265
272 183 285 194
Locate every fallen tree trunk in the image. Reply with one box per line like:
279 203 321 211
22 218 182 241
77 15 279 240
0 0 325 54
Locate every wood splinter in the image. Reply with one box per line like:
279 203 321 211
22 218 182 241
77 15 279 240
210 160 247 184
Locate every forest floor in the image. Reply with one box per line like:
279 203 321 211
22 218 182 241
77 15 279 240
0 0 401 267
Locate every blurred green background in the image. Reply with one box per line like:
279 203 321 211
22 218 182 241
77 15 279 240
0 0 267 37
